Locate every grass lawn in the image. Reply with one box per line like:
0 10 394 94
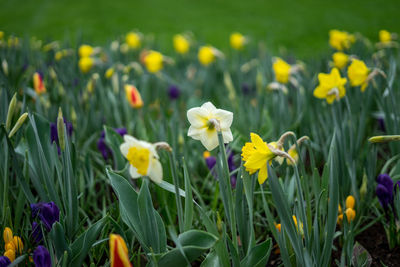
1 0 400 58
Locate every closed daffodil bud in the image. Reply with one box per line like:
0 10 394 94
57 108 65 151
6 93 17 131
8 112 28 138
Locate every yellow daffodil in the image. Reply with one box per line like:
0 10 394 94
379 30 391 43
329 30 354 51
144 50 163 73
198 46 216 66
347 59 369 92
173 34 190 54
332 52 349 69
79 44 93 58
230 32 246 50
120 135 163 183
313 68 347 104
241 133 278 184
109 234 132 267
187 102 233 151
33 72 46 95
273 58 291 84
79 57 94 73
124 84 143 108
105 67 114 79
125 32 141 49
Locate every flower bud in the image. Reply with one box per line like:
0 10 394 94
8 112 28 138
57 108 65 151
6 93 17 131
345 208 356 222
369 135 400 143
2 59 8 76
345 195 355 209
3 227 13 244
13 236 23 253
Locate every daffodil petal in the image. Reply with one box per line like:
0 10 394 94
222 129 233 143
257 165 268 184
148 158 163 183
214 109 233 129
200 130 219 151
187 107 209 127
201 102 217 112
129 166 141 179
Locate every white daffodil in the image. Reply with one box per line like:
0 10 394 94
187 102 233 151
120 135 163 183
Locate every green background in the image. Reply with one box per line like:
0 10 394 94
1 0 399 58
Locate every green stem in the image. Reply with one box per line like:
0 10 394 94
168 151 184 233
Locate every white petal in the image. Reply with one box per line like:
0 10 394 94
129 165 141 179
124 134 138 144
120 143 131 157
222 129 233 143
148 158 163 183
200 130 219 151
187 107 209 127
201 102 217 112
188 126 206 140
213 109 233 129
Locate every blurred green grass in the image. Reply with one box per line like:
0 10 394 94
1 0 399 58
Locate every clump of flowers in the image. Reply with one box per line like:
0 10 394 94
2 227 24 263
313 68 347 104
173 34 190 54
77 44 100 73
187 102 233 151
230 32 247 50
329 29 355 51
337 195 356 225
31 202 60 243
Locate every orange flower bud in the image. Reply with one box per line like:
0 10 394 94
109 234 132 267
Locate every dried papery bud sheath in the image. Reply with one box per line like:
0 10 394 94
6 93 17 131
267 144 296 165
154 142 172 152
369 135 400 143
57 107 65 151
277 131 296 149
8 112 28 138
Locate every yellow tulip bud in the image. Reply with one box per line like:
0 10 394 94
345 195 355 209
3 227 13 244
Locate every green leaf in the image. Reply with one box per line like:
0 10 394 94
104 126 126 170
183 158 193 232
240 238 272 267
158 230 218 266
200 250 220 267
69 217 107 266
50 222 71 260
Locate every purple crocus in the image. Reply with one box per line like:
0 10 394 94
97 127 127 160
31 221 43 244
31 202 60 231
376 174 394 210
168 85 180 100
204 149 237 188
50 118 73 154
0 256 11 267
33 246 51 267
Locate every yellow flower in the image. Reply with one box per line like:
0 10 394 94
0 31 4 40
173 34 190 54
198 46 216 66
345 195 355 209
109 234 132 267
187 102 233 151
33 72 46 95
329 30 354 51
286 147 299 166
3 227 13 244
241 133 278 184
313 68 347 104
379 30 391 43
4 249 15 262
55 51 64 61
79 57 94 73
273 58 291 84
124 84 143 108
347 59 369 92
105 67 114 79
144 51 163 73
79 45 93 58
12 236 23 253
125 32 141 49
120 135 163 183
230 32 246 50
345 208 356 222
332 52 349 69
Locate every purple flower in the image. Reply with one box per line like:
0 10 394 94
0 256 11 267
376 174 394 210
31 202 60 231
32 221 43 244
97 128 127 160
33 246 51 267
204 149 237 188
377 117 386 132
168 85 180 100
241 83 251 95
205 156 217 170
